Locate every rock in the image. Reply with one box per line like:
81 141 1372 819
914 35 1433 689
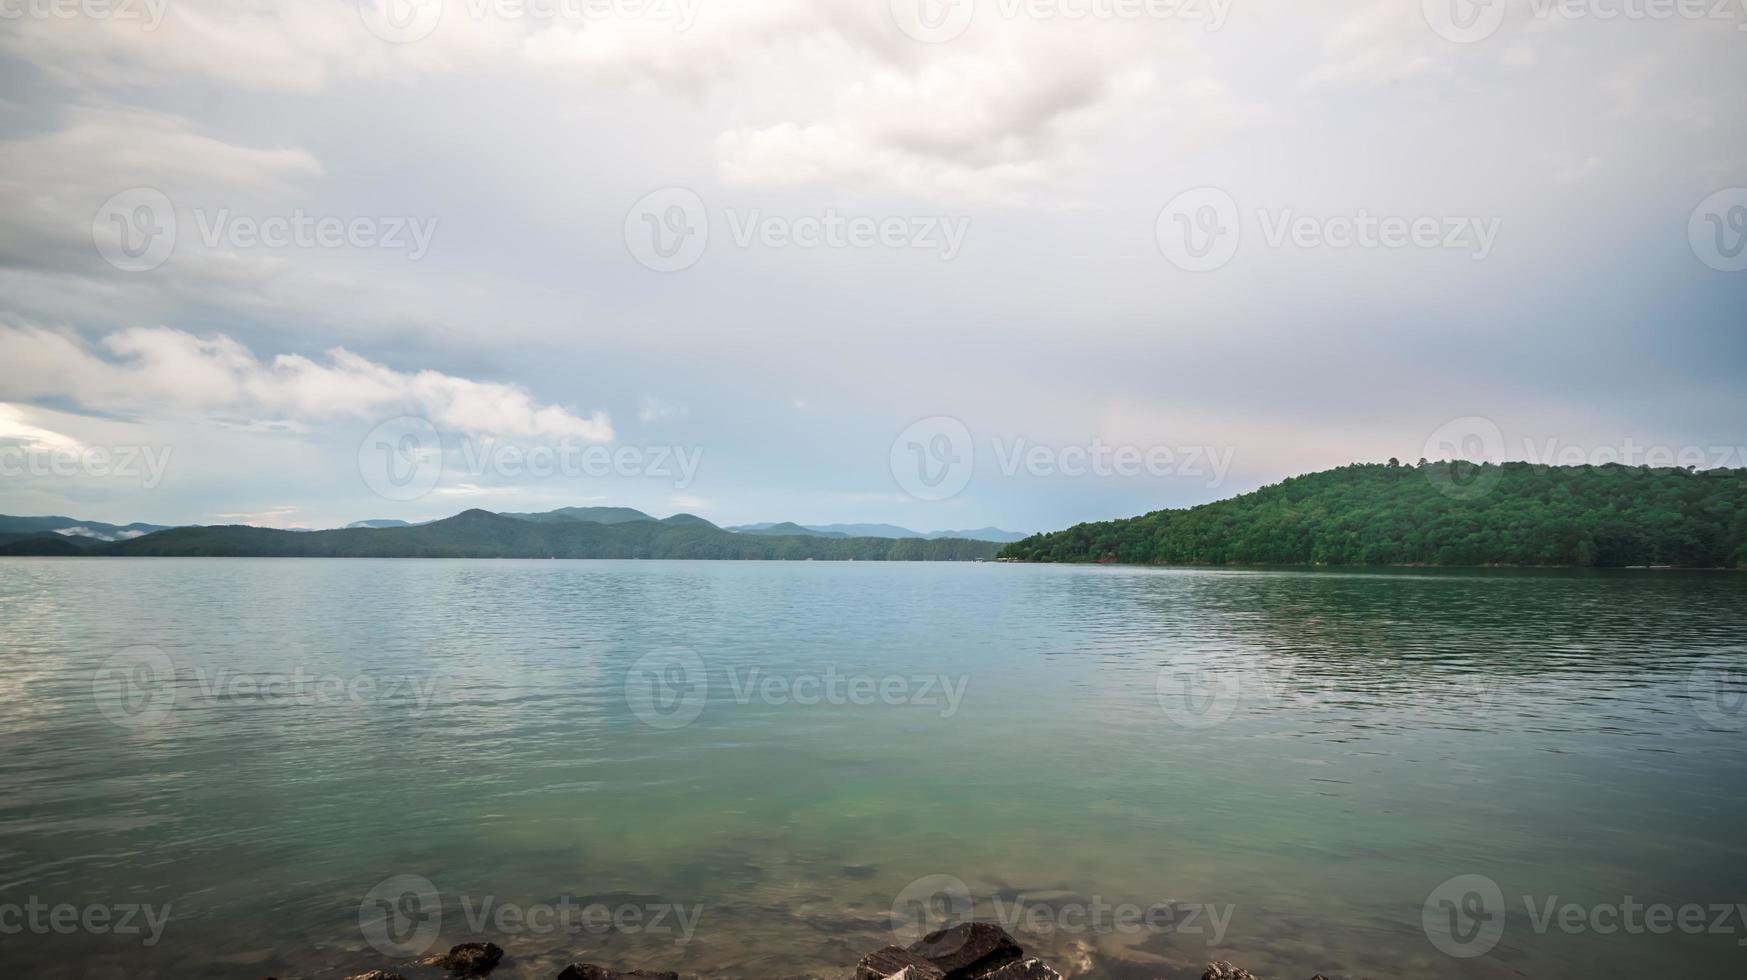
343 973 407 980
973 958 1062 980
1201 963 1259 980
555 966 680 980
906 923 1023 980
855 945 947 980
424 942 504 975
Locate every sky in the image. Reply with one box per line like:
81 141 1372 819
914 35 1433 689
0 0 1743 533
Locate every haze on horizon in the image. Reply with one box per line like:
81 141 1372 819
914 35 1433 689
0 0 1743 532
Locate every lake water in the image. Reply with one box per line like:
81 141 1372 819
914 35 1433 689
1 558 1744 980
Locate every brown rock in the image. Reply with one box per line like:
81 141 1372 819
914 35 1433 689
424 942 504 975
1201 963 1259 980
855 945 948 980
973 958 1062 980
906 923 1023 980
555 966 680 980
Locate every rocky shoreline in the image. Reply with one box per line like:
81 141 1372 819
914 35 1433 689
295 921 1330 980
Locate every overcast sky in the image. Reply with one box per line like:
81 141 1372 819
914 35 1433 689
0 0 1743 532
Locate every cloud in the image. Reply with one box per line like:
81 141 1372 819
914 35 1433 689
0 403 85 453
0 324 613 442
2 0 1237 204
0 105 323 282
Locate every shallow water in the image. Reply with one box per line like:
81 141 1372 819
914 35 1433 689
1 558 1743 979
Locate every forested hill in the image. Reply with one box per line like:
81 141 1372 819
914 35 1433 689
998 462 1747 568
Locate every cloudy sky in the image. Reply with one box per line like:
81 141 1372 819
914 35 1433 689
0 0 1743 532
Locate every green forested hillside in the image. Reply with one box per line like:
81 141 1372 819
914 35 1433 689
999 462 1747 568
110 509 997 561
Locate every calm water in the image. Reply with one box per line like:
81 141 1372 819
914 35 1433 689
1 559 1744 980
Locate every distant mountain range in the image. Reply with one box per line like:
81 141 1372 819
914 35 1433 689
725 521 1029 543
0 506 999 561
0 515 173 545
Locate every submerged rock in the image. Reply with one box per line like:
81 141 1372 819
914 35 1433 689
1201 963 1259 980
424 942 504 975
905 922 1023 980
855 945 947 980
555 965 680 980
341 973 406 980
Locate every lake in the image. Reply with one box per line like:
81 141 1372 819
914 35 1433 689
1 558 1743 979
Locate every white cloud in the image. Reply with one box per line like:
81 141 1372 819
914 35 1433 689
0 403 85 453
0 324 613 442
